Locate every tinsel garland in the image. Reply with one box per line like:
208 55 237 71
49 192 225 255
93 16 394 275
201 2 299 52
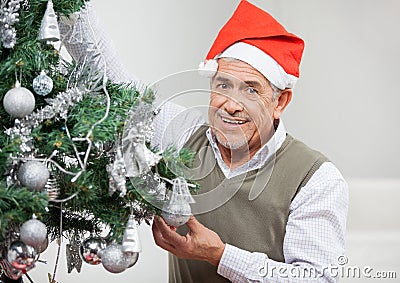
0 0 23 48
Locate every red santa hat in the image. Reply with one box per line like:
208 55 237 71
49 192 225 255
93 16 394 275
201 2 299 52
198 0 305 89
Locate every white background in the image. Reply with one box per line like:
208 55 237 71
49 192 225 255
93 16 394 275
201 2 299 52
30 0 400 282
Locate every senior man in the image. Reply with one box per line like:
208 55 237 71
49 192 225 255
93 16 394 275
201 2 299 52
151 1 348 282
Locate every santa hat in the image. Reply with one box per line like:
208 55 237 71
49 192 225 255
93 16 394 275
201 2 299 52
198 0 305 89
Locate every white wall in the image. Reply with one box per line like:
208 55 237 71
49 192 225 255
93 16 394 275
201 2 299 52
30 1 400 282
92 0 400 179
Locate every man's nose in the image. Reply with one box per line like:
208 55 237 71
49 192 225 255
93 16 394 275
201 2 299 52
223 95 244 114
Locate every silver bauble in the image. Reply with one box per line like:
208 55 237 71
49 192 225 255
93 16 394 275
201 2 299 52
79 236 106 265
35 237 49 254
162 201 191 227
32 71 53 96
100 244 131 274
19 219 47 251
7 241 36 270
17 161 50 192
126 252 139 269
3 85 35 118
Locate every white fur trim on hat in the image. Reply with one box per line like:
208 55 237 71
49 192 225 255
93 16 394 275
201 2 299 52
198 59 218 78
217 42 298 89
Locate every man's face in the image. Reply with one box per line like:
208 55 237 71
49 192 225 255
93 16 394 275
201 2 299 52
208 58 278 153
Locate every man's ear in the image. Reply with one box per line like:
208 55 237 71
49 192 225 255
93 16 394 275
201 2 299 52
273 89 292 120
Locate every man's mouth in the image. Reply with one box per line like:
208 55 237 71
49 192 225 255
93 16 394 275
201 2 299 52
221 117 246 125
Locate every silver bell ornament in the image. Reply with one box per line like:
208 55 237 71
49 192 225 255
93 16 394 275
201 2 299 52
79 236 107 265
100 244 138 274
161 177 195 227
19 218 47 252
121 215 142 254
17 161 50 192
2 81 35 118
7 241 36 270
39 0 60 43
32 70 53 96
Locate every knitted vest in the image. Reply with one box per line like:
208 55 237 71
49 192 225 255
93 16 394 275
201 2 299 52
169 126 328 283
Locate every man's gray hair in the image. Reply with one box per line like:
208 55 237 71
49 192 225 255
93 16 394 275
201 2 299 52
217 57 283 100
270 82 282 101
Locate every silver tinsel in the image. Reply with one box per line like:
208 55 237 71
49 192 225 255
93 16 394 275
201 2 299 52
0 0 23 48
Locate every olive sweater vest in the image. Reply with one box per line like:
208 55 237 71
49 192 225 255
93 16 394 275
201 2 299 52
169 126 328 283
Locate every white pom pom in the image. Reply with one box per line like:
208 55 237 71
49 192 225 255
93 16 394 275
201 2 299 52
198 59 218 78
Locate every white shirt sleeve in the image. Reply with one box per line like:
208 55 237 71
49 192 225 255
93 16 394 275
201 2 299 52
217 162 349 282
151 102 205 150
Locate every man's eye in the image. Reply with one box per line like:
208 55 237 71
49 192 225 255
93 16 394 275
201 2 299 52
247 87 258 95
217 83 228 89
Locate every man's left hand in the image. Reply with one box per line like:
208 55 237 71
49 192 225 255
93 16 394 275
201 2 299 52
152 215 225 266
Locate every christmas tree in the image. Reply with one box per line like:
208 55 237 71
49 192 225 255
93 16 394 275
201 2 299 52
0 1 196 282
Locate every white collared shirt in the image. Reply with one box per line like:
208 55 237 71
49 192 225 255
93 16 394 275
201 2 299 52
205 120 287 179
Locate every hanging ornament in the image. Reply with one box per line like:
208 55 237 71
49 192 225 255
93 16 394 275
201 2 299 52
161 177 195 227
126 253 139 269
38 0 60 43
123 100 160 178
106 146 127 197
19 218 47 252
45 174 61 201
34 237 48 254
62 9 90 45
79 236 106 265
32 70 53 96
100 244 138 274
17 161 50 192
66 235 82 273
121 215 141 254
2 81 35 118
123 128 161 178
6 241 36 270
0 0 23 48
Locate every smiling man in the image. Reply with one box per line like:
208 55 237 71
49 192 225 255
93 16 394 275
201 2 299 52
151 1 348 282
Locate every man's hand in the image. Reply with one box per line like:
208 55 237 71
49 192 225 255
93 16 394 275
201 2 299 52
152 215 225 266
